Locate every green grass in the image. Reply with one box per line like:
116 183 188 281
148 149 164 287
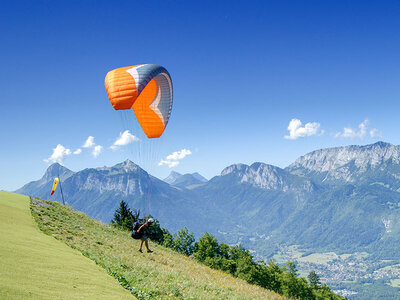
30 195 283 300
298 252 339 264
271 245 305 265
375 263 400 272
338 254 352 260
0 191 133 299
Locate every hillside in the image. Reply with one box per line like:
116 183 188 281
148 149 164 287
29 195 283 300
15 141 400 298
0 191 133 299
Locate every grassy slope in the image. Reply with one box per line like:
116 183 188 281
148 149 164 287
30 196 284 300
0 191 133 299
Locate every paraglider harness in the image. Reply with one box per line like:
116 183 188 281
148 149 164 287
131 221 144 240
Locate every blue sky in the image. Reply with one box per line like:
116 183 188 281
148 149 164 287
1 0 399 190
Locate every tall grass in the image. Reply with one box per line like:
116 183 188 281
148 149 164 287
31 198 283 300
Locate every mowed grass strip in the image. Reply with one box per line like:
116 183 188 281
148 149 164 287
0 191 134 300
31 197 284 300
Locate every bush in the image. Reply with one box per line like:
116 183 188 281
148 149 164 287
172 227 195 256
190 233 344 300
162 227 195 256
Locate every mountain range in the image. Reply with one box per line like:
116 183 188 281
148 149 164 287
163 171 207 188
16 142 400 270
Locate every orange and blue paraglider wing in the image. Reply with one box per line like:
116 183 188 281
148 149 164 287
105 64 173 138
50 177 59 196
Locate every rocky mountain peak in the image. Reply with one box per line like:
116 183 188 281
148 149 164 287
221 162 295 191
289 142 399 170
164 171 182 184
167 171 182 178
42 163 74 181
371 141 392 148
113 159 140 173
220 163 248 176
191 172 208 183
164 171 207 187
286 141 400 184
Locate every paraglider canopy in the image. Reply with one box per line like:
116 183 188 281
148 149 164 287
105 64 173 138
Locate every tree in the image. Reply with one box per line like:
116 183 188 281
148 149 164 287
286 261 298 277
162 230 174 248
236 254 259 284
111 200 139 231
281 262 313 299
193 232 220 262
255 260 282 293
172 227 195 256
308 271 321 289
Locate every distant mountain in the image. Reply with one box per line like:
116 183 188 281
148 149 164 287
164 171 182 184
220 162 314 192
287 141 400 188
164 171 207 188
15 160 204 233
191 172 208 183
194 145 400 258
17 163 74 200
187 162 320 251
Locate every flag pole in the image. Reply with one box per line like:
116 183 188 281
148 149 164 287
57 170 66 206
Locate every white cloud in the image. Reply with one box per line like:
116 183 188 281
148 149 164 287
284 118 322 140
335 119 381 139
110 130 139 150
158 149 192 168
73 148 82 155
80 135 103 157
92 145 103 158
82 136 95 148
44 144 71 164
166 149 192 160
158 159 180 168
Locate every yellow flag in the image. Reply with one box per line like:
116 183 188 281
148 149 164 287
50 178 59 195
